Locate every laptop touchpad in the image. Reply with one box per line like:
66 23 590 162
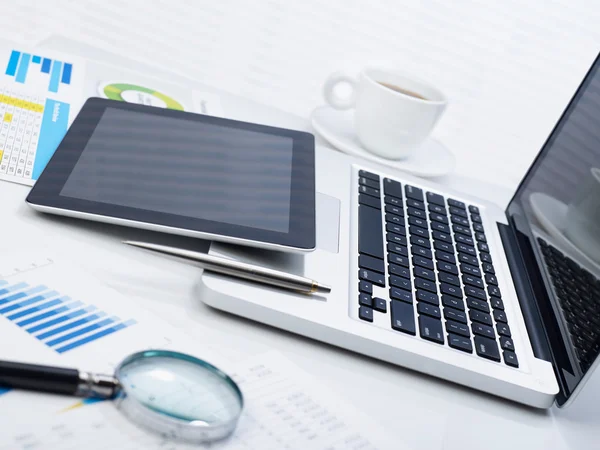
316 192 340 253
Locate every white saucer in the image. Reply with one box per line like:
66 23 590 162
310 105 455 177
529 192 600 270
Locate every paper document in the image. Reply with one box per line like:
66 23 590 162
0 46 85 186
1 352 395 450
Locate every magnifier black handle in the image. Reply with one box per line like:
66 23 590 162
0 360 80 396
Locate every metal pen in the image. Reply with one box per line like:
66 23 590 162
124 241 331 295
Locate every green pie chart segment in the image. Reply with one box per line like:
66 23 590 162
102 83 185 111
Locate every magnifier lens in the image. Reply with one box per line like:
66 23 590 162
118 354 242 426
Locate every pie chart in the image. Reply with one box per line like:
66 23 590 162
98 82 185 111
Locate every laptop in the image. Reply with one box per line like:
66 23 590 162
200 53 600 408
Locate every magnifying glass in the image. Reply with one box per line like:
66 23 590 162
0 350 243 443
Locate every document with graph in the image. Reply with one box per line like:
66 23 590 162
0 46 85 186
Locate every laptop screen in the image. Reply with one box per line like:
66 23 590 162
507 53 600 405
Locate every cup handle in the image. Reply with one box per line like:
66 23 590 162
323 71 358 110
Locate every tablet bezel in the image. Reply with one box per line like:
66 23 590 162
26 98 316 252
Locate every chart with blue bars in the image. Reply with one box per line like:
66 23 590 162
0 279 136 354
5 50 72 94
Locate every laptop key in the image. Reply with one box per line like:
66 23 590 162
389 253 409 268
414 266 435 281
386 213 404 226
387 232 407 246
434 240 453 253
407 207 426 219
373 297 387 313
388 289 412 306
389 275 411 290
389 264 410 279
417 290 439 306
469 205 480 214
474 335 500 362
503 350 519 368
447 198 466 209
359 170 379 182
442 294 465 311
440 283 462 298
415 277 437 293
436 250 456 265
462 274 484 288
473 222 485 233
497 323 512 337
485 273 498 286
359 306 374 322
488 285 501 298
359 176 380 190
430 213 448 225
386 223 406 236
464 285 486 300
432 230 452 243
419 315 444 344
405 185 424 202
493 310 507 323
469 309 493 326
438 272 460 287
500 336 515 351
428 203 447 215
445 319 470 337
383 178 403 199
430 221 451 233
451 215 469 227
385 204 404 216
482 263 495 275
359 293 373 307
478 242 490 253
410 235 430 249
427 191 445 206
480 252 492 264
413 256 434 270
454 234 474 245
449 207 468 218
359 185 380 199
408 216 428 229
359 205 384 259
490 296 504 310
359 281 372 295
475 232 487 243
467 296 490 313
461 264 481 277
471 214 482 223
388 243 408 256
410 226 430 239
391 300 416 335
407 199 426 211
359 193 381 209
452 224 472 236
359 254 385 274
359 269 385 287
437 261 459 275
457 243 476 256
448 334 473 353
444 307 467 324
458 253 478 266
385 196 402 207
412 246 432 259
417 302 441 319
472 322 496 339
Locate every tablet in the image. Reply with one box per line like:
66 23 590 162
27 98 316 253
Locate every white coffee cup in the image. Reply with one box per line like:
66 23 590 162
323 68 447 159
565 167 600 262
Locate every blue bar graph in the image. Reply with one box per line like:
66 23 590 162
32 55 41 64
41 58 51 73
61 63 72 84
48 60 62 93
5 50 20 76
15 53 31 83
0 280 136 354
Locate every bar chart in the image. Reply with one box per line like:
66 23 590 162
0 279 136 354
5 50 72 94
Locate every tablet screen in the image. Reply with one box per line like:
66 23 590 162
59 107 294 233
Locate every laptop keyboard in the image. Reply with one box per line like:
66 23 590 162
538 238 600 372
356 170 518 368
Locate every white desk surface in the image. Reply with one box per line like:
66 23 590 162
2 2 600 449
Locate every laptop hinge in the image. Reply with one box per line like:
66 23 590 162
497 223 552 362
